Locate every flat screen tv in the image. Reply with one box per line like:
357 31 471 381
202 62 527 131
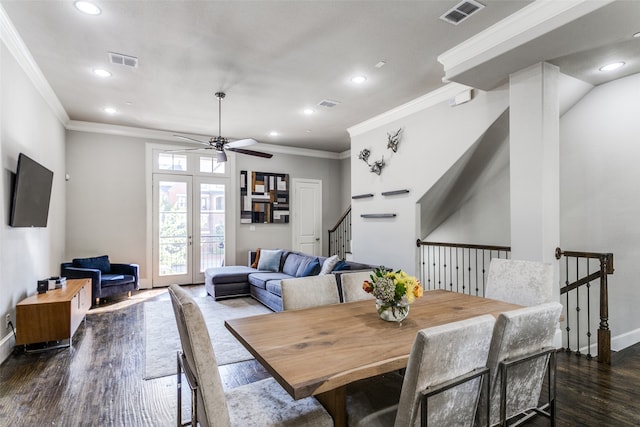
10 153 54 227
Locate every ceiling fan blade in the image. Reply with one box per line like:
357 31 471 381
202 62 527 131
227 147 273 159
174 135 210 146
226 138 258 149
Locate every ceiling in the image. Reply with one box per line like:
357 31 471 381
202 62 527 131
1 1 638 154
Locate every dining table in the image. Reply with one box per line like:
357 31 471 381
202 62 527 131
225 289 522 427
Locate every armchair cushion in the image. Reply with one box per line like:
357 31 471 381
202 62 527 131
73 255 111 274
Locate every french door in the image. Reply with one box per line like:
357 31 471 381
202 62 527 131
152 174 226 286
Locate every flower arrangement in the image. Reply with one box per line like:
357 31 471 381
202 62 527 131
363 266 423 320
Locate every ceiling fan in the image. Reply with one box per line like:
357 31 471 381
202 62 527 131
173 92 272 162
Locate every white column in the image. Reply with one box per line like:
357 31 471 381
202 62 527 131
509 62 560 267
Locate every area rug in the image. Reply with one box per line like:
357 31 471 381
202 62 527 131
144 296 271 379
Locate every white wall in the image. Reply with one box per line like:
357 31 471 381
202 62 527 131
65 131 147 274
1 43 66 362
560 72 640 350
350 87 510 274
339 156 351 213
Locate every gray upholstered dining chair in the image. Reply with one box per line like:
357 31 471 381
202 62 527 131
347 314 496 427
281 275 340 310
477 301 562 427
168 284 333 427
340 270 375 303
485 258 554 306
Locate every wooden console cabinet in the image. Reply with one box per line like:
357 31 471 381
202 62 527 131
16 278 91 346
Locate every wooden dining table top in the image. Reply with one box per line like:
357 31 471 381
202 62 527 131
225 290 522 400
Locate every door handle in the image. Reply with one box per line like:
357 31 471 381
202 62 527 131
315 238 320 241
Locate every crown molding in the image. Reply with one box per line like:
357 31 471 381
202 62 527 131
347 82 470 137
67 120 342 160
438 0 615 83
0 5 69 125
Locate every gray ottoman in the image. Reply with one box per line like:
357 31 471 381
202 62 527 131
204 266 256 300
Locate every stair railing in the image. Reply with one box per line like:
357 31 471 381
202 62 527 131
416 240 615 364
555 247 614 364
416 240 511 296
328 207 351 259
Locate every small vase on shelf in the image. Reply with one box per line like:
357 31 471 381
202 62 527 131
376 297 409 322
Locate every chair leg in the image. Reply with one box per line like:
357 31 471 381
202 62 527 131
95 297 100 306
177 352 183 427
128 291 132 298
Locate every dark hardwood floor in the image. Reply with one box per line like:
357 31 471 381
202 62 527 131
0 285 638 426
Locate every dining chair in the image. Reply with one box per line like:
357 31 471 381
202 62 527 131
477 301 562 427
168 284 333 427
347 314 496 427
281 275 340 310
340 270 375 303
485 258 554 306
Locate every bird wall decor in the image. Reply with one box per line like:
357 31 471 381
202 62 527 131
370 158 385 175
387 128 402 153
357 127 403 175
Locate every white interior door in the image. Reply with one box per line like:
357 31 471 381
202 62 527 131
153 174 193 286
292 179 322 255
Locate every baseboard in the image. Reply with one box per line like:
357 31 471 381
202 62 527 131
574 328 640 357
611 328 640 352
0 330 16 365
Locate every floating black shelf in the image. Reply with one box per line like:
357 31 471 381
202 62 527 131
352 193 374 199
360 213 397 218
381 189 410 196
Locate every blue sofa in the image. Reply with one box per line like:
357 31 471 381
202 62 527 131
61 255 139 306
205 250 373 311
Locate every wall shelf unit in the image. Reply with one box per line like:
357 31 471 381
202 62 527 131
360 213 396 219
352 193 374 199
381 189 410 196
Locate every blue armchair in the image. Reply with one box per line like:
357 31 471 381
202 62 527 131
61 255 139 306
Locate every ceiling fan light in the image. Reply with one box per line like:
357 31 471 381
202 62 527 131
216 150 227 162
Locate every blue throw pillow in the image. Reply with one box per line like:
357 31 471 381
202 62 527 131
300 258 321 277
332 260 351 272
73 255 111 274
257 249 282 272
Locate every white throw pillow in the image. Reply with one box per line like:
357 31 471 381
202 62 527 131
257 249 282 272
319 254 340 275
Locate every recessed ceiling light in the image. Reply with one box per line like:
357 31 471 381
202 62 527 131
93 68 111 77
351 75 367 84
103 107 117 114
74 1 101 15
269 131 279 137
375 61 387 69
303 108 314 115
633 32 640 38
599 62 625 72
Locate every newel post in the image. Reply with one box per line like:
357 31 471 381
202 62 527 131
597 253 613 365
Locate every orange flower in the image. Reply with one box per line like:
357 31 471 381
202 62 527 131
413 281 424 298
362 280 373 293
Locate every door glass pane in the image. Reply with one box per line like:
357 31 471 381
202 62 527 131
200 183 225 270
158 181 188 276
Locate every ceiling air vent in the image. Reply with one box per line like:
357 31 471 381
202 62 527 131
440 0 485 25
317 99 340 108
109 52 139 68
